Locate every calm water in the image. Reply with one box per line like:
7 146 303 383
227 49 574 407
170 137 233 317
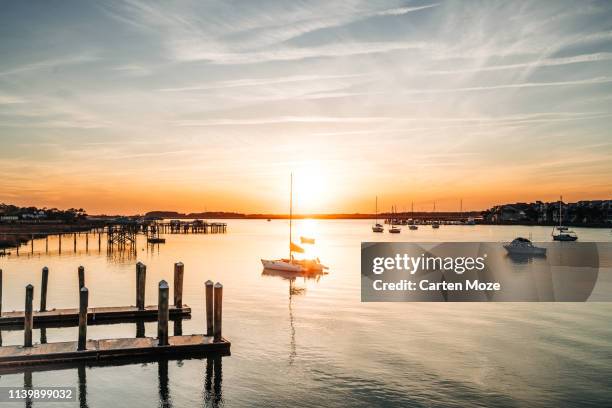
1 220 611 407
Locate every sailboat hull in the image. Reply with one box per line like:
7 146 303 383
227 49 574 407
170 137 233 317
261 259 328 273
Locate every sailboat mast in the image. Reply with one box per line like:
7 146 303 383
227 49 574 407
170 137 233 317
289 173 293 259
375 196 378 224
559 195 562 227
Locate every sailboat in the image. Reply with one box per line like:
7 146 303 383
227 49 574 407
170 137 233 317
261 174 328 273
388 206 401 233
552 196 578 241
372 196 384 232
431 202 440 228
409 201 418 230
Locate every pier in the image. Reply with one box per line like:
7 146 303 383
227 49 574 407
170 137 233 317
0 262 229 368
0 262 191 328
0 219 227 256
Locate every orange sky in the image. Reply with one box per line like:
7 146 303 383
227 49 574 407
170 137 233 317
1 1 611 214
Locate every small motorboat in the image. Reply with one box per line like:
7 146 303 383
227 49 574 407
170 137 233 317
300 236 315 244
409 225 418 230
503 237 546 256
431 221 440 229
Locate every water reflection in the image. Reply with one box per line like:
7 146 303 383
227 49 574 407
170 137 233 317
203 356 223 407
262 268 325 366
78 364 88 408
158 359 171 408
7 355 225 408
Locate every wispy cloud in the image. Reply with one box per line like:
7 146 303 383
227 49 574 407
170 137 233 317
173 41 432 64
0 53 98 77
159 73 370 92
376 4 439 16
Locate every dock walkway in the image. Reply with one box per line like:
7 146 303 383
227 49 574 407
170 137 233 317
0 304 191 327
0 334 229 367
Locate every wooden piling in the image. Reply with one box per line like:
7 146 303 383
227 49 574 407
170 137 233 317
136 262 146 310
58 234 62 253
205 280 214 336
173 262 184 308
78 266 85 289
213 283 223 342
45 235 48 253
158 280 169 346
24 285 34 347
0 269 3 316
78 287 88 351
85 233 89 251
40 267 49 312
73 233 77 252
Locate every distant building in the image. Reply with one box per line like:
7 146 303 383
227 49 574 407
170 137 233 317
484 199 611 225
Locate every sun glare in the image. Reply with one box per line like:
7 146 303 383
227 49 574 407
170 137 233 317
292 164 330 213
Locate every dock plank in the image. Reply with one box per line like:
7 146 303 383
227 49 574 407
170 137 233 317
0 304 191 327
0 335 230 367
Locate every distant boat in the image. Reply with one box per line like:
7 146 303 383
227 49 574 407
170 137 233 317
503 237 546 256
408 203 418 229
372 196 384 233
466 217 476 225
147 237 166 244
388 205 401 233
431 202 440 228
261 174 328 274
552 196 578 241
300 236 315 244
267 219 271 222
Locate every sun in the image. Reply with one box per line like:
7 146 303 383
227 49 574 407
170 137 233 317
292 164 330 213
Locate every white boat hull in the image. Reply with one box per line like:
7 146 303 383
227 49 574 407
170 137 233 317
261 259 327 273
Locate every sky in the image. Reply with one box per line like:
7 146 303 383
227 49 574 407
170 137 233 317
0 0 611 214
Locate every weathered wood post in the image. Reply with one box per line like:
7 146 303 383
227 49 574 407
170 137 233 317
78 287 88 351
85 233 89 251
205 280 214 336
24 284 34 347
78 266 85 289
158 280 169 346
73 233 77 252
213 283 223 342
40 266 49 312
0 268 3 316
58 233 62 253
173 262 184 308
136 262 146 310
31 235 34 253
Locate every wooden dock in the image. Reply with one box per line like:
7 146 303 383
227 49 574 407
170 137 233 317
0 304 191 328
0 334 230 368
0 262 229 368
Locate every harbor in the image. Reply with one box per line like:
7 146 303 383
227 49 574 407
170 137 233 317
1 220 611 402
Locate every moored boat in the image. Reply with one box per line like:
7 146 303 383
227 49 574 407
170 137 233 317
261 174 328 274
503 237 546 256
